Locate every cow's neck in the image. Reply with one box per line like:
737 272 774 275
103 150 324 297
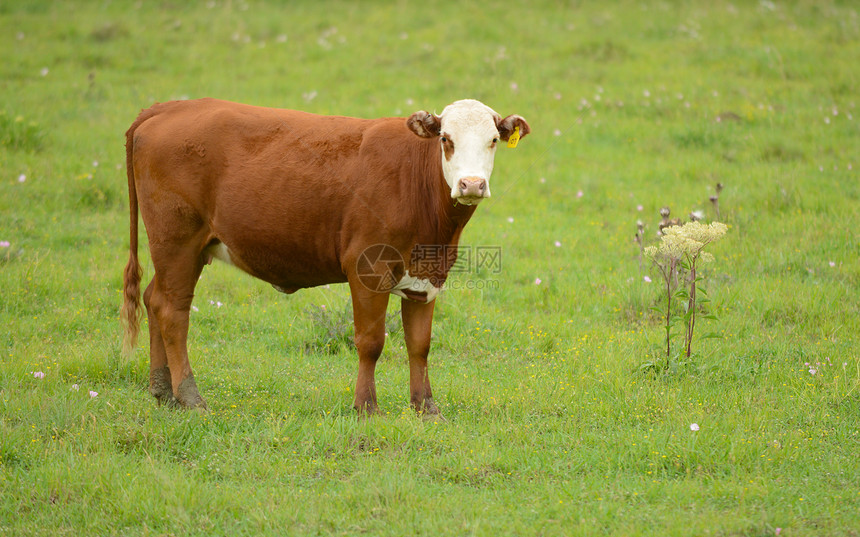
418 140 477 247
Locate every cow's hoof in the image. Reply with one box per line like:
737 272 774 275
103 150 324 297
176 375 208 411
149 366 177 405
354 402 382 418
414 398 444 421
154 392 179 407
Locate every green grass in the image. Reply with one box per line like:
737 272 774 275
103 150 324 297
2 0 859 535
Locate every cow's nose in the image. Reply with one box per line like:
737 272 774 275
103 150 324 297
457 177 487 198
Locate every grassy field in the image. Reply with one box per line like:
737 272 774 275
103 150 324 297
2 0 859 535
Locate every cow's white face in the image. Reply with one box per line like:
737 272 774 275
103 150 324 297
407 99 530 206
437 100 500 205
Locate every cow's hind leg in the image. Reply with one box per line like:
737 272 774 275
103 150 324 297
147 245 208 409
143 280 176 406
401 298 442 418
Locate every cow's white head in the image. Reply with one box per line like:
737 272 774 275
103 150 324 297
407 99 530 206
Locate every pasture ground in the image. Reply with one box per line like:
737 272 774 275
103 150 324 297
1 1 859 535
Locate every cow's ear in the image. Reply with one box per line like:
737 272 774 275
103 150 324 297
496 114 531 142
406 111 442 138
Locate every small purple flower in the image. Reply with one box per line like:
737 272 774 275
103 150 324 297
89 391 98 398
534 278 542 285
576 190 584 198
643 276 652 283
690 423 699 432
0 241 10 248
829 261 836 267
554 241 562 247
809 368 817 375
32 371 45 379
18 174 26 183
71 384 80 391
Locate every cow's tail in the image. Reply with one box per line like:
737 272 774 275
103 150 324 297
121 106 158 357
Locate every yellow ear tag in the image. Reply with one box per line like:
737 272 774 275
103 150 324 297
507 126 520 148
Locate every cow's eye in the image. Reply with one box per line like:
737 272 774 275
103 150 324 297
492 138 499 144
440 136 448 143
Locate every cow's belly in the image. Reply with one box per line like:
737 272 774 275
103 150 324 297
205 242 441 303
204 239 347 291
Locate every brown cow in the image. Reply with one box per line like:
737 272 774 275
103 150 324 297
121 98 529 415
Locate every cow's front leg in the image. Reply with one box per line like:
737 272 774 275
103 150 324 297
401 297 441 418
348 283 390 416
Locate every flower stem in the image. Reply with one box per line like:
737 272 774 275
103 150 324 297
685 262 697 358
665 275 672 361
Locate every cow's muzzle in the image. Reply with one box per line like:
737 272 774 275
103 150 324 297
455 177 488 205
